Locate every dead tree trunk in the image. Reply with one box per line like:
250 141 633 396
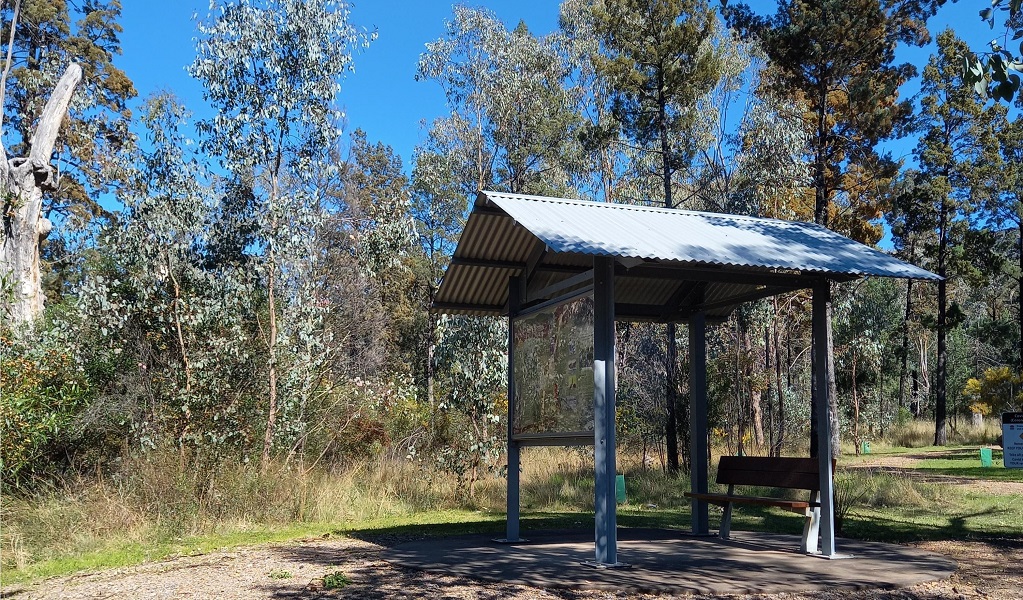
1 63 82 330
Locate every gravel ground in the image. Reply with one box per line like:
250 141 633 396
3 534 1020 600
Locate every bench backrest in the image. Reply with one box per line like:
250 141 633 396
715 456 821 491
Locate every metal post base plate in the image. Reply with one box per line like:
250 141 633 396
580 560 632 569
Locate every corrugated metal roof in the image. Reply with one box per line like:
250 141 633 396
485 192 939 280
433 191 940 320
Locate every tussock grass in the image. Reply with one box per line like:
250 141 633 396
883 419 1001 449
6 443 1016 586
0 451 455 580
1 446 686 582
837 468 947 509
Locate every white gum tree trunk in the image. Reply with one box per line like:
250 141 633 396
1 63 81 329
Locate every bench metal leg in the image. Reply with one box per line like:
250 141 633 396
719 502 733 540
801 506 820 554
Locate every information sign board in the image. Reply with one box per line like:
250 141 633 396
512 293 595 440
1003 412 1023 469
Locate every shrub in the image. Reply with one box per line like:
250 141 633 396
1 331 95 491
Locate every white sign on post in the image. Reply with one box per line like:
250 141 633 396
1004 412 1023 469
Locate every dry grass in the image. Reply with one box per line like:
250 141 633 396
884 419 1001 449
0 447 613 575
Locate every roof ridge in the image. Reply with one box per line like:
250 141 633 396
480 190 818 228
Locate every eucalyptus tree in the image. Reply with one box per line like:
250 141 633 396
1 0 136 223
433 313 507 495
414 7 580 464
912 30 1004 445
78 93 252 455
558 0 634 203
417 6 581 197
409 148 465 410
833 278 903 450
190 0 374 470
590 0 720 473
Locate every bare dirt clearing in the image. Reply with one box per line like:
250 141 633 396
3 534 1021 600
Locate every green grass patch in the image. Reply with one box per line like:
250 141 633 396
1 522 332 586
322 570 350 589
842 490 1023 543
913 449 1023 481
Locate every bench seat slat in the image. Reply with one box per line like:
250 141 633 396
684 491 811 513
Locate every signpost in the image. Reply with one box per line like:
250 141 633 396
1003 412 1023 469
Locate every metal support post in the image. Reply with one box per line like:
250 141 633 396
498 276 523 543
592 256 619 565
689 305 710 535
812 282 836 557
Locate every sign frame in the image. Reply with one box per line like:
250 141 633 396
1003 412 1023 469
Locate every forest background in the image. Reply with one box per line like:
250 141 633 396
3 0 1023 557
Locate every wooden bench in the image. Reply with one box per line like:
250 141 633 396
684 456 827 554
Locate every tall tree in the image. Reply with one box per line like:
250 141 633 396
558 0 636 203
913 30 1004 445
725 0 936 237
591 0 720 473
2 0 136 227
414 7 580 428
417 6 581 196
190 0 373 470
1 62 79 329
725 0 936 458
992 116 1023 371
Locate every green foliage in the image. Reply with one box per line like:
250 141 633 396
592 0 722 195
963 366 1023 415
416 5 581 196
1 0 136 234
961 0 1023 101
190 0 376 467
726 0 934 238
322 571 350 589
0 328 93 490
432 316 507 493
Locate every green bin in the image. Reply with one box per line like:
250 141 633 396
861 441 871 455
980 447 993 468
615 474 627 504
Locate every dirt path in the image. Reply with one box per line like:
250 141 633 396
3 533 1021 600
847 449 1023 496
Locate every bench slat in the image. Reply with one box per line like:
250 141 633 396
684 491 811 513
715 456 820 490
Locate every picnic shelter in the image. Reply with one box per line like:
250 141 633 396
433 191 940 566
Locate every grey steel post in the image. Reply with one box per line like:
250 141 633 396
505 276 522 542
688 306 710 534
813 281 836 556
593 256 617 565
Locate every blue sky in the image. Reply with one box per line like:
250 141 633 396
117 1 993 177
119 1 559 171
